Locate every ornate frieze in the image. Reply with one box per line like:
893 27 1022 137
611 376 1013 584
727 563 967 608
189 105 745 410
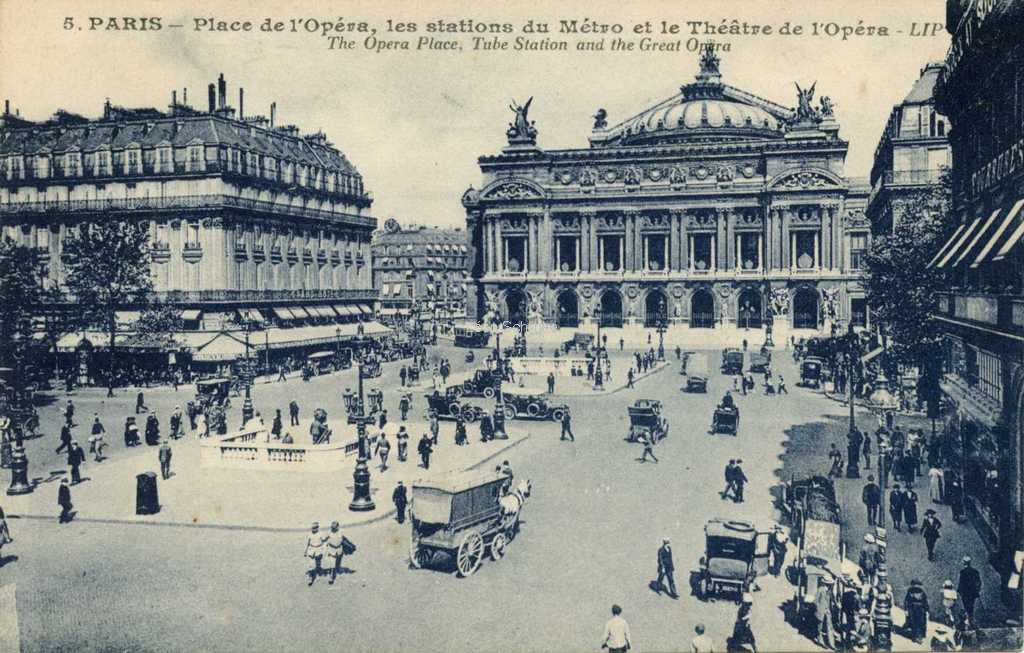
668 165 687 186
483 181 542 200
553 215 581 232
772 170 838 190
597 214 625 231
686 211 718 230
641 213 670 229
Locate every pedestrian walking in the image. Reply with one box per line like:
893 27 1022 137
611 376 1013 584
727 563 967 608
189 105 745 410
547 372 555 394
378 409 388 430
271 409 283 440
429 412 439 445
903 487 919 532
940 580 959 626
396 426 409 461
393 481 408 523
289 400 300 427
418 433 433 469
903 579 930 643
375 432 391 471
889 485 904 531
158 439 172 480
399 394 411 422
560 410 574 442
858 533 880 586
928 466 944 502
277 364 287 382
828 444 844 478
815 575 836 649
195 412 208 439
777 375 787 394
957 556 982 624
862 436 872 469
690 624 713 653
626 368 635 389
56 423 72 454
601 604 631 653
479 414 494 443
769 525 788 576
67 441 86 484
730 600 757 652
89 416 107 462
656 538 678 598
135 391 146 414
324 521 346 585
639 432 658 463
454 416 468 446
64 399 75 427
400 365 407 387
305 522 326 586
57 478 73 523
862 475 881 526
946 473 965 522
722 460 737 500
733 460 748 503
145 413 160 446
619 338 624 351
922 509 942 561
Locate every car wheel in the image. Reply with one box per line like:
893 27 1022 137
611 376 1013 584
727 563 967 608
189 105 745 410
483 387 495 399
551 408 566 423
503 405 517 420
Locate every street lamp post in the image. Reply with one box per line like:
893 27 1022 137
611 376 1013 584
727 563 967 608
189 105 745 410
491 321 508 439
843 324 863 479
241 325 254 425
348 362 376 511
656 298 667 361
6 335 32 495
594 306 603 358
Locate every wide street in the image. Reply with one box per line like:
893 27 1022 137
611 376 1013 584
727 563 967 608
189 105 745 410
0 342 1005 652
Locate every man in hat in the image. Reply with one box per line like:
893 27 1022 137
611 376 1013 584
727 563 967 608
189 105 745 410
89 414 107 462
888 484 904 531
903 579 929 643
862 475 881 526
858 534 880 585
57 478 73 523
930 624 957 651
429 411 440 445
158 439 173 480
393 481 408 524
940 579 959 626
56 422 72 455
375 431 391 471
957 556 982 624
324 521 345 585
67 440 86 485
814 575 836 649
839 574 861 643
417 432 433 470
732 460 749 503
656 538 677 598
396 426 410 462
730 600 756 652
639 431 658 464
922 509 943 561
770 525 788 576
305 522 326 586
560 409 574 442
690 623 713 653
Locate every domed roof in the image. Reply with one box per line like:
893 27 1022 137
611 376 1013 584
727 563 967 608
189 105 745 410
591 51 794 147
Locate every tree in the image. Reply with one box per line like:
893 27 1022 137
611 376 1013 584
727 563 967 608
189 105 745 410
863 170 955 366
61 220 153 396
0 238 51 377
128 302 184 350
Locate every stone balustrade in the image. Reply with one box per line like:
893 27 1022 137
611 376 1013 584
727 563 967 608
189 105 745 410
200 423 380 472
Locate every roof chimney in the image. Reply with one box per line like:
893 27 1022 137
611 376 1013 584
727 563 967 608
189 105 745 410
270 102 276 128
208 84 216 113
3 100 8 115
172 90 177 106
183 88 188 105
217 73 226 110
239 88 244 120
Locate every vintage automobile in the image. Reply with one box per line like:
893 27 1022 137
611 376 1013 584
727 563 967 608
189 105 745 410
627 399 669 443
799 357 825 388
306 351 337 375
458 369 502 399
682 353 710 393
501 391 569 422
749 352 771 373
564 332 595 353
700 519 770 601
424 388 485 422
453 326 491 348
721 348 744 375
711 404 740 436
782 476 846 621
336 348 354 370
360 358 382 379
195 378 232 408
802 337 834 361
408 469 528 576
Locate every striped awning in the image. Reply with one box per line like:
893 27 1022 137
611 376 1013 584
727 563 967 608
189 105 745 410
356 304 371 315
991 198 1024 263
933 217 983 269
271 307 294 321
181 309 202 321
926 222 968 268
973 199 1024 267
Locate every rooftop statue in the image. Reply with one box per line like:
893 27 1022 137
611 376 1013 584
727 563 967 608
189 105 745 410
794 81 818 121
819 95 835 118
592 108 607 130
507 97 538 144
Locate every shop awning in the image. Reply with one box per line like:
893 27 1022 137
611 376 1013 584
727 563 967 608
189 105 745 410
992 198 1024 262
115 310 141 327
314 306 335 318
236 308 262 324
933 217 982 269
181 309 202 321
860 347 884 364
334 305 359 316
192 332 248 362
973 199 1024 267
926 222 968 268
951 208 1002 267
271 307 294 321
356 304 371 315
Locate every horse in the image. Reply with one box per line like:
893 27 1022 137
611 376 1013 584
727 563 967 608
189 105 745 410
498 479 532 536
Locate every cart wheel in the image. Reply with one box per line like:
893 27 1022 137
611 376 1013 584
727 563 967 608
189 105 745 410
490 532 508 561
551 408 566 423
409 537 429 569
456 531 484 577
483 387 496 399
503 405 517 420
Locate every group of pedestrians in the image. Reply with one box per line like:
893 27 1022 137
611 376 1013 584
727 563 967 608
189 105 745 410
721 459 749 503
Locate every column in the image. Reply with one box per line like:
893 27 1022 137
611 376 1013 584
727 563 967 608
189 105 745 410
781 209 790 269
764 208 774 271
624 213 633 271
494 218 504 272
589 212 599 271
643 235 649 270
678 211 689 271
820 206 831 271
527 216 537 272
669 211 680 271
555 238 561 272
542 207 553 272
634 213 644 271
726 209 737 271
814 230 821 270
716 209 728 271
575 237 580 271
831 205 842 272
579 211 591 272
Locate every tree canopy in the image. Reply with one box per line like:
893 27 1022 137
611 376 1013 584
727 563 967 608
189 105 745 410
0 237 50 371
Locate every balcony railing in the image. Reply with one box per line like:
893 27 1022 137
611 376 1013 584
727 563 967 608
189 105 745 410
935 291 1024 334
0 193 376 228
150 289 378 303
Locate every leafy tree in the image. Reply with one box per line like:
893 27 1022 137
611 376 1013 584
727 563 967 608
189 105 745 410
128 302 184 350
863 170 955 366
61 221 153 396
0 238 51 375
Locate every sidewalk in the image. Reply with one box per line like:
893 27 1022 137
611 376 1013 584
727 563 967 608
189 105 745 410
5 418 531 531
511 359 671 397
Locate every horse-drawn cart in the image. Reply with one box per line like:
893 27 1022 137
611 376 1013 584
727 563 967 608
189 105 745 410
408 469 529 577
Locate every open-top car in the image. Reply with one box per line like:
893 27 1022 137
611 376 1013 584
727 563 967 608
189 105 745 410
501 391 568 422
458 369 502 399
700 519 770 601
424 388 485 422
799 357 825 388
721 348 744 375
195 378 232 408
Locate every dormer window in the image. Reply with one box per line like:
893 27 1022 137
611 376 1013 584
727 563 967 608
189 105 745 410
125 148 142 175
64 152 81 177
298 165 308 186
35 155 50 179
186 145 204 172
95 151 111 176
155 146 172 173
283 161 294 184
263 156 275 180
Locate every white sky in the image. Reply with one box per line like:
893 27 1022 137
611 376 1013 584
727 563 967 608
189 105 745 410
0 0 951 227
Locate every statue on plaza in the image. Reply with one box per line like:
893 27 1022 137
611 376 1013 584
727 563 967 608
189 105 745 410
507 97 537 143
794 81 817 121
310 408 332 445
592 108 608 130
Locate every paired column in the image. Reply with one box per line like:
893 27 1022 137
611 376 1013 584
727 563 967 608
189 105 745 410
579 211 592 272
725 209 736 271
678 210 689 270
780 208 790 269
716 209 728 270
820 206 831 271
542 207 552 273
494 218 504 272
589 211 599 271
669 211 680 271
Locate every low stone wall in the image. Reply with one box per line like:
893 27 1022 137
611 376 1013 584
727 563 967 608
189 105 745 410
508 357 590 377
200 424 380 472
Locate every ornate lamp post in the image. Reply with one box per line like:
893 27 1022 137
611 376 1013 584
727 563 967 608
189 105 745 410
6 334 32 495
656 298 667 361
594 306 603 358
490 319 508 439
843 324 863 479
241 323 254 425
348 362 376 511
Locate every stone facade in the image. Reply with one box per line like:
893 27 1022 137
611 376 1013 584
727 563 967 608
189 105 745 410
464 52 869 337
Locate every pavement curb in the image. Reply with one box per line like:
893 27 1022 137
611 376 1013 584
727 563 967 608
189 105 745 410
5 434 532 533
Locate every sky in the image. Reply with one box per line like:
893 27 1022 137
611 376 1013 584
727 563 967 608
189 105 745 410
0 0 952 227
